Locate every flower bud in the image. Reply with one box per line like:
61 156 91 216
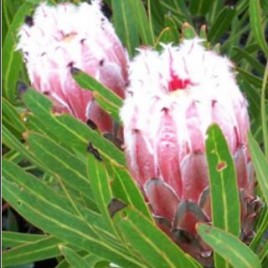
17 1 128 132
121 39 258 264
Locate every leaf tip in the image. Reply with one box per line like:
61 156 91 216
70 66 81 75
108 198 127 217
87 142 102 161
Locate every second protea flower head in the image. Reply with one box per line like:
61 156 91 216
121 39 257 263
17 1 128 132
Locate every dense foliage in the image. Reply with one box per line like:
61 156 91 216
2 0 268 267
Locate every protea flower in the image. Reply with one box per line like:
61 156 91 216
17 1 128 132
121 39 259 265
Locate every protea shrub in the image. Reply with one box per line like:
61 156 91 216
121 39 260 265
17 1 128 132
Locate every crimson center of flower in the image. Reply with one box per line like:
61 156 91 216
168 71 191 92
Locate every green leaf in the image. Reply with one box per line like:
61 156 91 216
56 252 103 268
3 159 81 216
237 67 266 90
248 133 268 205
59 115 125 165
208 7 236 43
111 0 139 56
2 160 142 268
23 89 126 166
206 124 240 233
155 27 176 47
71 69 122 108
158 0 191 25
60 246 88 268
2 232 46 248
240 80 260 125
114 207 202 268
128 0 155 46
26 132 96 209
205 124 240 268
2 98 26 135
148 0 165 34
86 154 116 234
156 15 180 45
249 0 268 56
2 159 118 243
261 63 268 158
259 239 268 262
189 0 211 15
2 125 40 166
250 210 268 252
262 258 268 268
197 224 262 268
232 47 264 76
92 92 121 124
108 163 152 219
82 253 107 267
3 235 66 267
2 1 12 40
3 2 33 103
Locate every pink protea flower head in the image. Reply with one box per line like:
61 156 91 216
17 1 128 132
121 39 258 264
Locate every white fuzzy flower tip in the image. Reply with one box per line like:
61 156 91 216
121 39 257 262
17 1 128 130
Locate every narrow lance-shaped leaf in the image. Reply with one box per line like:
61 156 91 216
92 91 121 124
205 124 240 268
155 15 180 46
261 62 268 158
250 210 268 252
111 0 139 56
3 2 33 102
189 0 211 16
3 159 83 217
197 224 261 268
232 47 265 76
208 7 236 43
2 160 142 268
2 232 47 248
128 0 155 46
26 132 96 209
109 163 152 220
259 239 268 262
114 206 202 268
3 235 67 267
157 0 192 25
3 158 120 242
2 125 42 167
206 124 240 233
2 98 27 135
86 152 118 236
237 67 267 90
71 69 123 108
57 252 106 268
248 132 268 205
23 89 126 166
60 246 88 268
249 0 268 56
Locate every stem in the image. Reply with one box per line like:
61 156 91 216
261 62 268 159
